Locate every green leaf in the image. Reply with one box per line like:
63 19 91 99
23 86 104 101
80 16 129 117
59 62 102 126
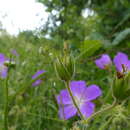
112 28 130 46
78 40 102 58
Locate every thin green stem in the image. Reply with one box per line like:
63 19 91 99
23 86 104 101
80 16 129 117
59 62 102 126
27 112 66 123
104 77 113 102
4 71 10 130
65 81 85 120
82 97 117 124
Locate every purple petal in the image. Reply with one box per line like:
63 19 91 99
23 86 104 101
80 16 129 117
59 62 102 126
70 81 87 97
83 85 102 101
11 49 19 56
57 81 87 106
80 101 95 118
32 70 46 79
113 52 130 72
32 79 42 87
95 54 111 69
56 81 102 120
59 104 77 120
0 53 5 63
56 89 72 105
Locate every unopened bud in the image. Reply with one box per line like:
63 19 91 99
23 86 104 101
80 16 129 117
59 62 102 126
54 54 75 81
113 72 130 100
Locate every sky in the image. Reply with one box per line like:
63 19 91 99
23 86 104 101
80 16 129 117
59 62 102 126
0 0 91 36
0 0 49 35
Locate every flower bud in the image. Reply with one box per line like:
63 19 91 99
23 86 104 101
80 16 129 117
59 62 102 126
113 72 130 100
54 54 75 81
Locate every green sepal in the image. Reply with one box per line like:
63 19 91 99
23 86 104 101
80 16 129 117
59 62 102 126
54 54 75 81
113 72 130 101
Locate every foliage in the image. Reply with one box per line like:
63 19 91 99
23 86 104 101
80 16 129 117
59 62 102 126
0 31 64 129
38 0 130 47
80 40 102 58
0 29 130 129
112 28 130 46
0 0 130 129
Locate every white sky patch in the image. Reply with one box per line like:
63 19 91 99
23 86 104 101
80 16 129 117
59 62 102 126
0 0 49 35
82 8 94 18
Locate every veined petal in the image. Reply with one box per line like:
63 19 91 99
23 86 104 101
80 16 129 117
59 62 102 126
32 79 42 87
0 53 5 64
32 70 45 79
113 52 130 72
95 54 111 69
59 104 77 120
56 89 72 105
70 81 87 97
80 101 95 118
128 61 130 71
83 85 102 101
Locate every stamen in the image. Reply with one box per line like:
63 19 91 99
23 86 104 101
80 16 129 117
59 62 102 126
122 64 127 73
74 96 84 107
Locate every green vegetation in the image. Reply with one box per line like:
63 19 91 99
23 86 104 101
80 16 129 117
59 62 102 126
0 0 130 129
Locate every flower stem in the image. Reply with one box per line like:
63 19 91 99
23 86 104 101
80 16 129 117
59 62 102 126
4 71 10 130
82 97 117 124
104 77 113 102
65 81 85 120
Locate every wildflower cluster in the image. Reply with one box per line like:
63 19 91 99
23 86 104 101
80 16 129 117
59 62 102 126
1 49 130 130
95 52 130 76
0 52 46 130
32 70 46 87
55 51 130 122
95 52 130 101
55 51 102 120
56 81 101 119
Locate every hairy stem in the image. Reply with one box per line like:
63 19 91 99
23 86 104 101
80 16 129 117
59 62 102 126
4 71 10 130
82 97 117 124
65 81 85 120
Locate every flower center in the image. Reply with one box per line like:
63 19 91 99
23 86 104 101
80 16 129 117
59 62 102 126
74 96 84 107
117 64 129 79
122 64 127 73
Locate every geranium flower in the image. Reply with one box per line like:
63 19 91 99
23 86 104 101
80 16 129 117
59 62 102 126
0 53 8 78
113 52 130 73
11 49 19 56
32 70 45 87
95 54 112 69
56 81 102 120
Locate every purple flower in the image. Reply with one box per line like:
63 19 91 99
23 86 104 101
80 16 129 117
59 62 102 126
56 81 102 120
95 54 112 69
32 79 42 87
11 49 19 56
113 52 130 73
0 53 8 78
32 70 45 87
